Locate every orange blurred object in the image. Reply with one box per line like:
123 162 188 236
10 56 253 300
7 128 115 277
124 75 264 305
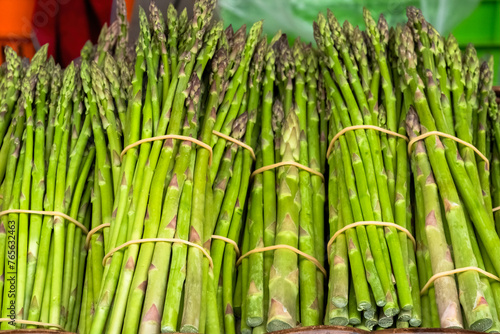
0 0 135 65
0 0 36 63
125 0 134 21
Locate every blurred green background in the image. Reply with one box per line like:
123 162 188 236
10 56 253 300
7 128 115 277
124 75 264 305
218 0 500 84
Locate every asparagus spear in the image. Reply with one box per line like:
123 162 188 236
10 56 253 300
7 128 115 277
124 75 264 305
228 107 259 334
291 40 320 327
267 108 301 331
1 135 26 330
317 14 410 311
16 47 46 322
0 47 22 183
246 153 264 327
306 46 326 320
259 34 279 334
63 148 95 329
0 100 25 322
19 60 45 316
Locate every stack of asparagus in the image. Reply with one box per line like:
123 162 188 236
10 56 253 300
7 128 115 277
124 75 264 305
235 35 327 333
0 46 95 332
316 8 419 329
400 7 500 331
81 0 264 332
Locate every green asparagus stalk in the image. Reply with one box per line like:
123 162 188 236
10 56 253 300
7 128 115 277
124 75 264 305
1 136 26 329
246 153 265 327
292 40 320 326
267 108 301 331
15 63 40 317
306 47 326 319
16 47 47 322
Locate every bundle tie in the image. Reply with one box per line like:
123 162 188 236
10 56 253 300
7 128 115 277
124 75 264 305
0 209 88 235
236 245 327 277
120 135 213 165
421 266 500 296
212 130 256 161
327 125 409 159
0 318 64 330
85 223 111 249
211 235 240 257
327 221 416 260
102 238 213 267
251 161 324 182
408 131 489 169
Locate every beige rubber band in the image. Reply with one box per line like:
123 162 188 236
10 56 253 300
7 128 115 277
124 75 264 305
327 221 416 260
102 238 213 267
251 161 325 182
493 206 500 213
0 318 64 330
120 135 213 165
0 209 88 235
85 223 111 249
211 235 241 257
408 131 489 169
421 266 500 296
327 125 409 159
236 245 327 277
212 130 256 161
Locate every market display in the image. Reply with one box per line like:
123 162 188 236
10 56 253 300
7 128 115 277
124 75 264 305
0 0 499 333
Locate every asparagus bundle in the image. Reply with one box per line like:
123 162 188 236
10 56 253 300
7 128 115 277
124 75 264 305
83 1 265 333
316 8 418 329
0 46 95 332
235 35 327 333
136 20 263 334
402 7 500 332
87 1 218 331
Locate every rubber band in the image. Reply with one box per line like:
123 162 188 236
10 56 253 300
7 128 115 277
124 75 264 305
420 266 500 296
251 161 325 182
0 317 64 330
493 206 500 213
0 209 88 235
327 125 409 159
211 235 241 257
327 221 416 259
85 223 111 249
212 130 256 161
408 131 489 169
102 238 213 268
236 244 327 277
120 135 213 165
